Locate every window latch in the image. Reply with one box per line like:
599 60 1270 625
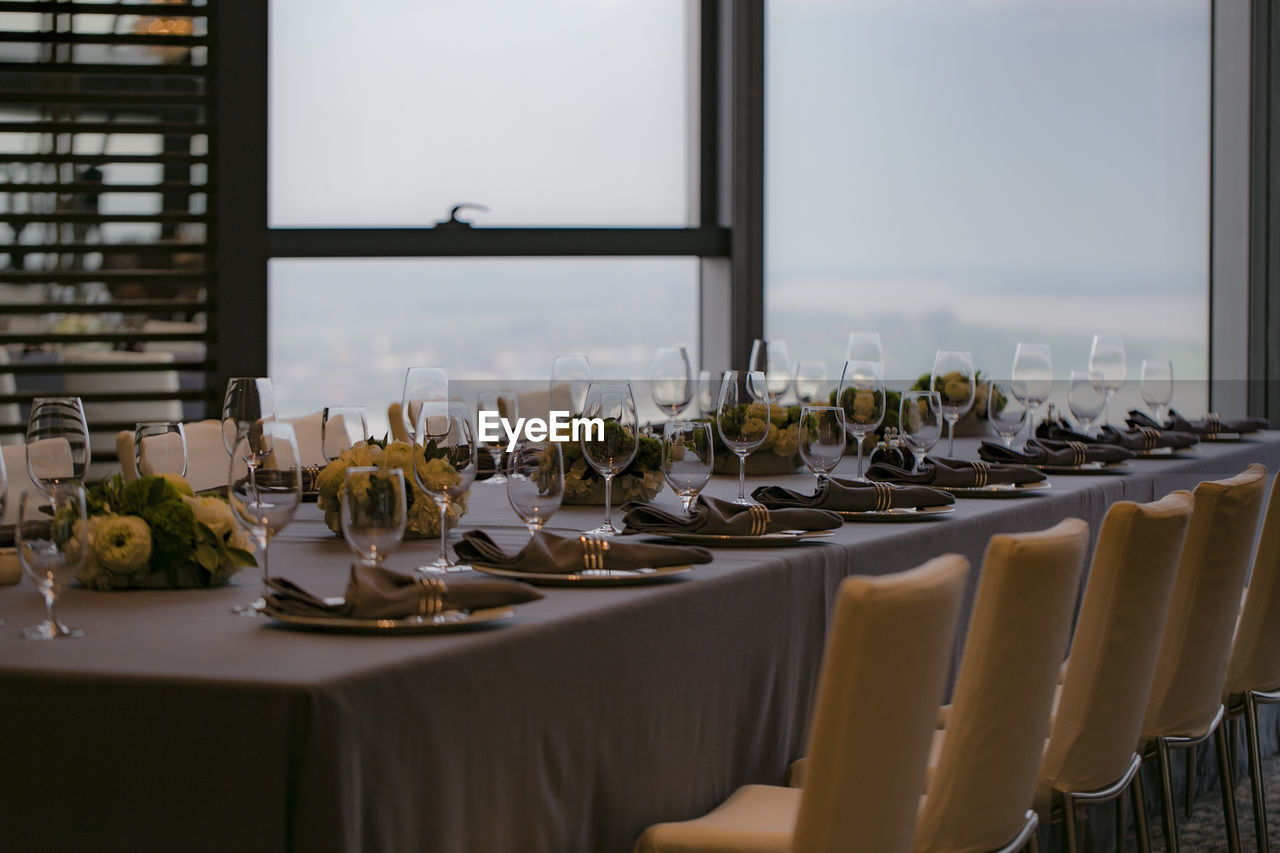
435 203 489 230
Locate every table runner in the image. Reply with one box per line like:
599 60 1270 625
1 435 1276 852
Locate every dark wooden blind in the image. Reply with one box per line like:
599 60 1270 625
0 0 214 476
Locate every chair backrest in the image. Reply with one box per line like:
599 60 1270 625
2 442 26 523
279 412 325 467
914 518 1090 853
1140 464 1268 739
1037 491 1194 800
0 346 21 444
791 554 968 853
1225 472 1280 697
116 419 226 492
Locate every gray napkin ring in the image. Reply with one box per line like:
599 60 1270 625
971 459 990 487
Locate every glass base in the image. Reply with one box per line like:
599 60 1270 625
731 495 761 506
484 474 508 484
231 598 266 617
585 521 624 536
21 621 83 640
415 563 473 574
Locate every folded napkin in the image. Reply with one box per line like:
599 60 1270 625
979 438 1133 467
1127 409 1269 437
867 457 1047 488
1035 417 1197 452
751 477 955 512
454 530 713 572
621 495 843 536
263 563 543 620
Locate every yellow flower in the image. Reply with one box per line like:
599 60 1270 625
93 515 152 575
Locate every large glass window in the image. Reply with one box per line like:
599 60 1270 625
766 0 1210 413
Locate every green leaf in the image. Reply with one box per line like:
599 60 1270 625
148 476 167 506
195 543 219 571
227 547 258 568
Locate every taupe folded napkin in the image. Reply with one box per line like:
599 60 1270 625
751 477 955 512
979 439 1133 467
263 564 543 620
867 457 1047 488
621 495 843 536
1035 417 1197 451
1127 409 1269 437
454 530 713 572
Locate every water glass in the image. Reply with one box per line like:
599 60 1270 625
899 391 942 472
135 421 187 477
322 405 368 462
650 347 693 420
1089 334 1126 425
228 422 301 615
748 339 792 403
1140 360 1174 424
845 331 884 375
550 355 592 416
401 366 448 442
793 361 828 405
716 370 770 504
16 485 87 639
696 369 717 417
26 397 90 491
799 406 846 485
341 467 407 567
662 420 713 514
580 383 639 535
476 391 518 484
1068 370 1106 436
986 382 1027 449
1011 343 1053 432
507 441 564 536
413 401 479 571
221 377 275 460
837 361 886 480
931 350 976 457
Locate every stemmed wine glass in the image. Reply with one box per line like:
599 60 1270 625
321 405 368 463
931 350 976 457
221 378 276 487
986 381 1027 449
340 466 406 567
1140 360 1174 424
506 440 564 537
26 397 90 492
696 370 717 417
1068 370 1106 436
799 406 846 486
716 370 769 505
135 421 187 477
228 422 301 616
413 401 478 571
899 391 942 473
550 356 592 416
748 339 792 403
793 361 828 405
662 420 713 514
580 382 639 535
837 361 886 481
16 485 87 639
1089 334 1126 426
400 367 448 442
845 332 884 375
650 347 693 421
476 391 518 484
1011 343 1053 434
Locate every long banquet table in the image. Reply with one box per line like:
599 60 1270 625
2 434 1279 853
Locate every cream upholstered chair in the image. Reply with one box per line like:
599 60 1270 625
1137 464 1267 853
115 419 226 492
2 442 25 523
912 518 1090 853
1036 490 1195 853
1223 472 1280 852
633 554 969 853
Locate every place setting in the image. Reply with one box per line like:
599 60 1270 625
977 436 1134 475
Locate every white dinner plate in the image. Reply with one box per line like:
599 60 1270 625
940 481 1052 499
262 605 515 635
469 564 693 586
836 505 955 522
644 530 837 547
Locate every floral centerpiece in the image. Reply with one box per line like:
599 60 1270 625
315 437 468 538
559 428 664 505
828 388 904 452
710 404 802 475
72 474 257 590
912 371 990 436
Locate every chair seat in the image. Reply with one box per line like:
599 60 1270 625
789 729 947 793
634 784 800 853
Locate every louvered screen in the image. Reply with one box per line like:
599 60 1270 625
0 0 212 479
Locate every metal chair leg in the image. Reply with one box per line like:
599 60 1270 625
1215 719 1242 853
1117 781 1128 853
1063 794 1080 853
1027 829 1040 853
1185 743 1196 818
1157 738 1181 853
1133 769 1152 853
1246 693 1271 853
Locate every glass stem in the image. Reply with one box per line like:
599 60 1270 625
947 418 956 456
438 503 449 565
43 588 57 633
737 454 747 501
855 435 864 479
1104 390 1112 426
603 474 613 529
257 530 270 597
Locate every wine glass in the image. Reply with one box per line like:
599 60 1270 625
662 420 713 514
986 381 1027 449
716 370 770 505
1068 370 1106 436
135 421 187 477
25 397 90 492
506 440 564 536
799 405 846 485
340 466 406 567
748 339 792 403
550 355 592 416
899 391 942 472
696 369 718 417
321 405 368 462
931 350 976 457
221 377 276 460
1140 360 1174 424
476 390 518 484
228 422 301 616
579 382 639 535
793 361 828 405
845 332 884 375
650 347 693 421
1010 343 1053 433
16 484 87 639
837 361 886 481
412 401 478 571
400 366 448 442
1089 335 1126 426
